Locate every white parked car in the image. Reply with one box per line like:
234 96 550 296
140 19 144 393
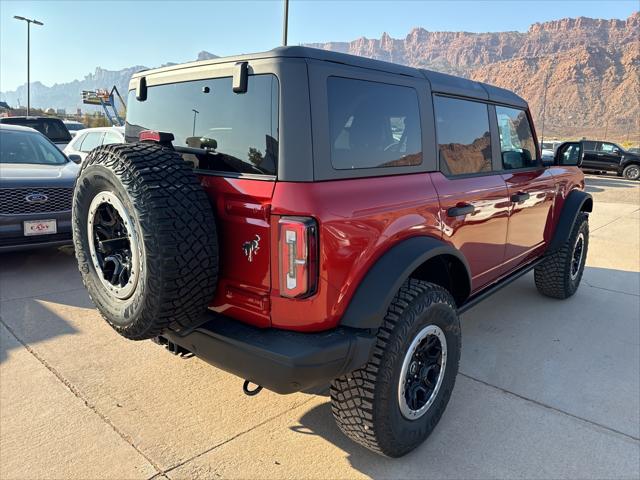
63 126 125 162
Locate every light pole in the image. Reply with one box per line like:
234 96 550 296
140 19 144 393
192 109 199 136
13 15 44 116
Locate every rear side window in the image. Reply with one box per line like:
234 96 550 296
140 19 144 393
126 74 279 176
582 141 597 151
79 132 104 152
433 96 492 176
496 106 538 170
103 131 122 145
327 77 422 170
597 142 617 153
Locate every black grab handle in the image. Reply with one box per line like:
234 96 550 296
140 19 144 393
510 192 530 203
447 204 475 217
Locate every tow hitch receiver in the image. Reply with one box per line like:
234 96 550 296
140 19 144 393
153 336 192 357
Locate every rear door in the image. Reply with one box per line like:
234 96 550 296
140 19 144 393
125 65 280 327
431 95 510 292
594 142 622 171
580 141 600 169
495 106 556 270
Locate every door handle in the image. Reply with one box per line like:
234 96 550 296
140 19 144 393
447 203 475 217
511 192 530 203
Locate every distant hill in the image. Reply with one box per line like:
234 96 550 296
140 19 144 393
2 13 638 141
0 51 218 114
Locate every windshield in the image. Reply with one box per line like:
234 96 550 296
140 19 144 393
1 118 72 142
65 123 85 131
0 129 69 165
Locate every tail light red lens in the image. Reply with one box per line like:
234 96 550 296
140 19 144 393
278 217 318 298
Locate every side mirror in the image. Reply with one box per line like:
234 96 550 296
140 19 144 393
613 148 621 155
67 154 82 164
554 142 583 167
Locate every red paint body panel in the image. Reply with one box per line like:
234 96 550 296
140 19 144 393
430 172 510 292
197 165 584 333
199 175 275 327
270 174 441 331
546 166 586 233
500 168 557 273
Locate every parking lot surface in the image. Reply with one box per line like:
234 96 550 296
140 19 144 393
1 174 639 479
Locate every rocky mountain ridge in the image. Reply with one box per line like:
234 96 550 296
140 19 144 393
308 12 639 140
2 13 637 140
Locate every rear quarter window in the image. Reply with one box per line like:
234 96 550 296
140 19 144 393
327 77 422 170
125 74 279 176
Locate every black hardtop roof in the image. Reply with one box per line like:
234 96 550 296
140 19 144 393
134 46 528 109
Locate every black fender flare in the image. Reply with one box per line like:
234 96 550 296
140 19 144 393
548 189 593 254
340 236 471 330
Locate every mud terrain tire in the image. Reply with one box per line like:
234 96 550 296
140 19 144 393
72 143 218 340
535 212 589 299
330 279 461 457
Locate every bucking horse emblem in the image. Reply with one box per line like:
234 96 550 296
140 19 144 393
242 234 261 263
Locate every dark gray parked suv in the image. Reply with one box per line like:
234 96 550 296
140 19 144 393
0 124 79 251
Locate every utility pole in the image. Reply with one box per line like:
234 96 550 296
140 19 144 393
192 109 199 136
539 60 554 145
282 0 289 46
13 16 44 116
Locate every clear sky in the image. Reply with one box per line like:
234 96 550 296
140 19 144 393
1 0 637 91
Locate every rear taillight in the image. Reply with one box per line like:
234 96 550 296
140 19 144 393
279 217 318 298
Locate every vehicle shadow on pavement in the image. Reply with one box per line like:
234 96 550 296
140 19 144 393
0 246 85 364
0 297 81 365
585 176 640 193
290 401 390 470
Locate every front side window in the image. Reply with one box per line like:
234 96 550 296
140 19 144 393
433 96 492 175
327 77 422 170
496 106 538 170
126 74 279 176
79 132 104 152
0 130 68 165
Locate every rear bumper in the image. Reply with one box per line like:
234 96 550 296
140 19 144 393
160 312 376 394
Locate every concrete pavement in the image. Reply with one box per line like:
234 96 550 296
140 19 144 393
1 174 638 479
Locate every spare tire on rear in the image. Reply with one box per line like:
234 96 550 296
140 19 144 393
72 143 219 340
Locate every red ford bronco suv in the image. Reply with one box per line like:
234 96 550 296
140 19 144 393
72 47 591 457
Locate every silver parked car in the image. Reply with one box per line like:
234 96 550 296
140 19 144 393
0 124 79 251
